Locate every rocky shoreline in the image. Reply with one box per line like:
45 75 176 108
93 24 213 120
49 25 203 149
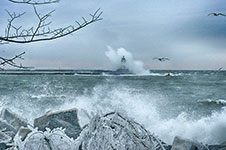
0 108 225 150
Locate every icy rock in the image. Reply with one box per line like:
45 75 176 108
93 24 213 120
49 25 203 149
16 127 32 141
34 108 81 140
0 131 12 150
171 136 208 150
45 128 77 150
208 145 226 150
0 108 28 131
0 143 11 150
22 131 51 150
0 119 16 137
0 131 12 143
75 112 167 150
15 128 76 150
221 141 226 146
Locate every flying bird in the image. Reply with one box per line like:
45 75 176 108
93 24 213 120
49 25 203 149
218 67 223 71
208 12 226 17
153 57 170 62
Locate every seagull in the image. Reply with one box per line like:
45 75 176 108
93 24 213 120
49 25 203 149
153 57 170 62
218 67 223 71
208 12 226 17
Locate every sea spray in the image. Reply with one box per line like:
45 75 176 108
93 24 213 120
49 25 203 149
57 83 226 145
105 46 149 74
1 71 226 145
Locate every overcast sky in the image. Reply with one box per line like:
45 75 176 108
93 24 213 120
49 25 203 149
0 0 226 70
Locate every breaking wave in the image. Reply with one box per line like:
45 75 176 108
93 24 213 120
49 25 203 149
1 74 226 145
149 72 183 77
56 84 226 145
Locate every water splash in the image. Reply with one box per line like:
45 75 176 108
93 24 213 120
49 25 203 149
105 46 149 74
57 84 226 145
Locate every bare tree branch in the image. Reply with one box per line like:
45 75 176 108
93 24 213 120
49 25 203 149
8 0 60 5
0 52 29 69
0 8 103 44
1 1 103 69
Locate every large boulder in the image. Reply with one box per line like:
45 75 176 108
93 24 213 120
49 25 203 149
16 127 32 141
15 128 76 150
0 119 17 137
0 131 12 150
76 112 167 150
208 145 226 150
34 108 81 140
171 136 208 150
0 108 28 131
0 131 12 143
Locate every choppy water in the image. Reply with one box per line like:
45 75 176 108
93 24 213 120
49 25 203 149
0 70 226 144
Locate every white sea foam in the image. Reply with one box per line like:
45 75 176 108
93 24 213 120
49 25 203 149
105 46 149 74
149 72 183 77
56 84 226 145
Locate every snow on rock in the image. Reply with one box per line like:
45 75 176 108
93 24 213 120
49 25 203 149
75 112 167 150
0 119 17 138
0 108 28 131
14 128 76 150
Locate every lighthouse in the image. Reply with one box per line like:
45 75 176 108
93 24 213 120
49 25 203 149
121 56 126 69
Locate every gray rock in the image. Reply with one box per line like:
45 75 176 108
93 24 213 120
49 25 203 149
0 119 16 137
171 136 208 150
0 108 28 131
76 112 167 150
221 141 226 146
0 143 11 150
208 145 226 150
23 131 51 150
34 108 81 140
16 127 32 141
0 131 12 150
0 131 12 143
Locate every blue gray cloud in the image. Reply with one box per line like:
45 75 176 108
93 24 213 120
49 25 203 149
0 0 226 70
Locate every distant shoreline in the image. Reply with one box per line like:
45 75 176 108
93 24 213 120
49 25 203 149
0 69 224 76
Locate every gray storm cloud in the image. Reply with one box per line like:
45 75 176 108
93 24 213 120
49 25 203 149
0 0 226 70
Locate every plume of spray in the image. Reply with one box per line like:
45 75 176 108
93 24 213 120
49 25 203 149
105 46 149 74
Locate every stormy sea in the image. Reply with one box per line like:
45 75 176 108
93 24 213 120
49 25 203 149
0 69 226 145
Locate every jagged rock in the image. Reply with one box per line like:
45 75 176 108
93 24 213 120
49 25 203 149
45 128 76 150
208 145 226 150
171 136 208 150
0 108 28 131
0 131 12 143
0 131 12 150
14 128 76 150
75 112 167 150
16 127 32 141
0 143 11 150
221 141 226 146
5 147 15 150
34 108 81 140
0 119 16 137
23 131 51 150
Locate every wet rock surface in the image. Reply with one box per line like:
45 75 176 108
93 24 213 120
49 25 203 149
0 108 28 131
34 108 81 140
0 107 225 150
171 136 208 150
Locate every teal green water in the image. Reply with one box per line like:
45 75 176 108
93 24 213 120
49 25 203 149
0 70 226 144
